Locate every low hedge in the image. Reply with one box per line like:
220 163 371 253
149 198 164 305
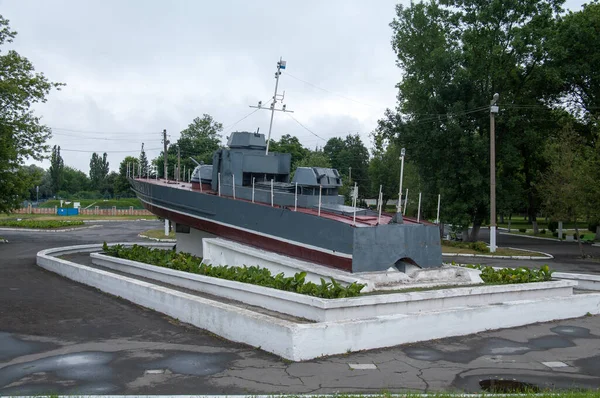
102 243 365 299
442 240 489 253
460 264 553 284
0 219 85 229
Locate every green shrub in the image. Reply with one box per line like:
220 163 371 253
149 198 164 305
518 228 527 233
461 264 553 284
0 219 84 229
589 222 599 233
540 229 546 234
469 241 489 253
102 243 365 299
548 221 558 233
552 231 559 237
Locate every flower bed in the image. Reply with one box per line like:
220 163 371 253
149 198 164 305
460 264 553 284
0 219 85 229
102 243 365 298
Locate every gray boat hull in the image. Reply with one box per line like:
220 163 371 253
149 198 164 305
130 179 442 272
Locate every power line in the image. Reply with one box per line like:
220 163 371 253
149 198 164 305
222 108 261 133
50 126 159 135
285 72 377 108
286 113 327 141
60 147 162 153
51 132 162 142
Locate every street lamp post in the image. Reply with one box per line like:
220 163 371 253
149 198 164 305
397 148 406 214
490 93 500 253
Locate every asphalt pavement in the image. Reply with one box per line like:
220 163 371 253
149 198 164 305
445 228 600 274
1 221 599 395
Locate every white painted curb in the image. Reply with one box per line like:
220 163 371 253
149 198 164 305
499 232 561 242
91 252 575 323
37 244 600 361
138 233 176 242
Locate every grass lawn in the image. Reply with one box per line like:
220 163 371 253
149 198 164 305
140 228 175 239
506 229 597 242
442 245 544 257
0 219 85 229
0 214 157 221
39 198 143 209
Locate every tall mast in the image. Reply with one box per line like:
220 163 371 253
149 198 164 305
250 57 294 155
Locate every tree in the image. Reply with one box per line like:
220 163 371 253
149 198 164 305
115 156 138 196
89 152 109 188
368 135 421 214
269 134 309 169
382 0 563 240
20 164 44 202
539 128 598 256
49 145 64 194
62 166 90 195
323 134 370 197
0 15 63 212
550 2 600 131
139 143 149 178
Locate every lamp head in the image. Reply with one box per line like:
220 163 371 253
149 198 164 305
401 148 406 157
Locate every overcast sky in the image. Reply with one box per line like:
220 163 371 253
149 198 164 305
1 0 588 173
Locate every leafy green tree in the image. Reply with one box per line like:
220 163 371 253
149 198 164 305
550 2 600 130
89 152 109 188
139 143 149 177
154 114 222 179
539 128 597 256
62 166 90 195
323 134 370 196
0 16 63 212
20 164 45 201
116 156 139 196
269 134 309 169
49 145 64 195
382 0 563 239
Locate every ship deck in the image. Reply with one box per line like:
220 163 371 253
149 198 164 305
134 177 427 227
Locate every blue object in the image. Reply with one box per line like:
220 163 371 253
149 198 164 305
57 208 79 216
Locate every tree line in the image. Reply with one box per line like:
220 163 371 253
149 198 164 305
2 3 599 243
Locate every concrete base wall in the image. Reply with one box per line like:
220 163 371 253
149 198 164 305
175 225 215 258
202 238 368 289
91 252 576 323
37 243 600 361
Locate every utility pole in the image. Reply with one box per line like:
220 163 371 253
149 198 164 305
349 167 352 183
141 142 145 178
250 58 294 155
177 145 181 182
162 129 169 182
490 93 500 253
397 148 406 214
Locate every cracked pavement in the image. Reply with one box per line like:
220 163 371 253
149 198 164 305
1 220 599 394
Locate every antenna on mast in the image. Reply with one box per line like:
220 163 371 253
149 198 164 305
249 57 294 155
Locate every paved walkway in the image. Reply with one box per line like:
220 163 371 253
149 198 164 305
1 222 599 394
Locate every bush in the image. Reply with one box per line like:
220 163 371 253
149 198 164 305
469 241 489 253
0 219 84 229
548 221 558 233
519 228 527 233
102 243 365 299
552 231 559 237
589 222 599 233
461 264 553 284
540 229 546 234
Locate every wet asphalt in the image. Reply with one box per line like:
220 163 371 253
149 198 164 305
0 221 599 395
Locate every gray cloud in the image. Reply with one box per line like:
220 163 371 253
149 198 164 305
0 0 587 173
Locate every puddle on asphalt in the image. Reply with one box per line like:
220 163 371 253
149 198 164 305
0 351 113 390
478 338 532 355
142 352 235 377
574 355 600 377
528 335 575 350
551 325 593 338
402 347 444 361
0 332 56 362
